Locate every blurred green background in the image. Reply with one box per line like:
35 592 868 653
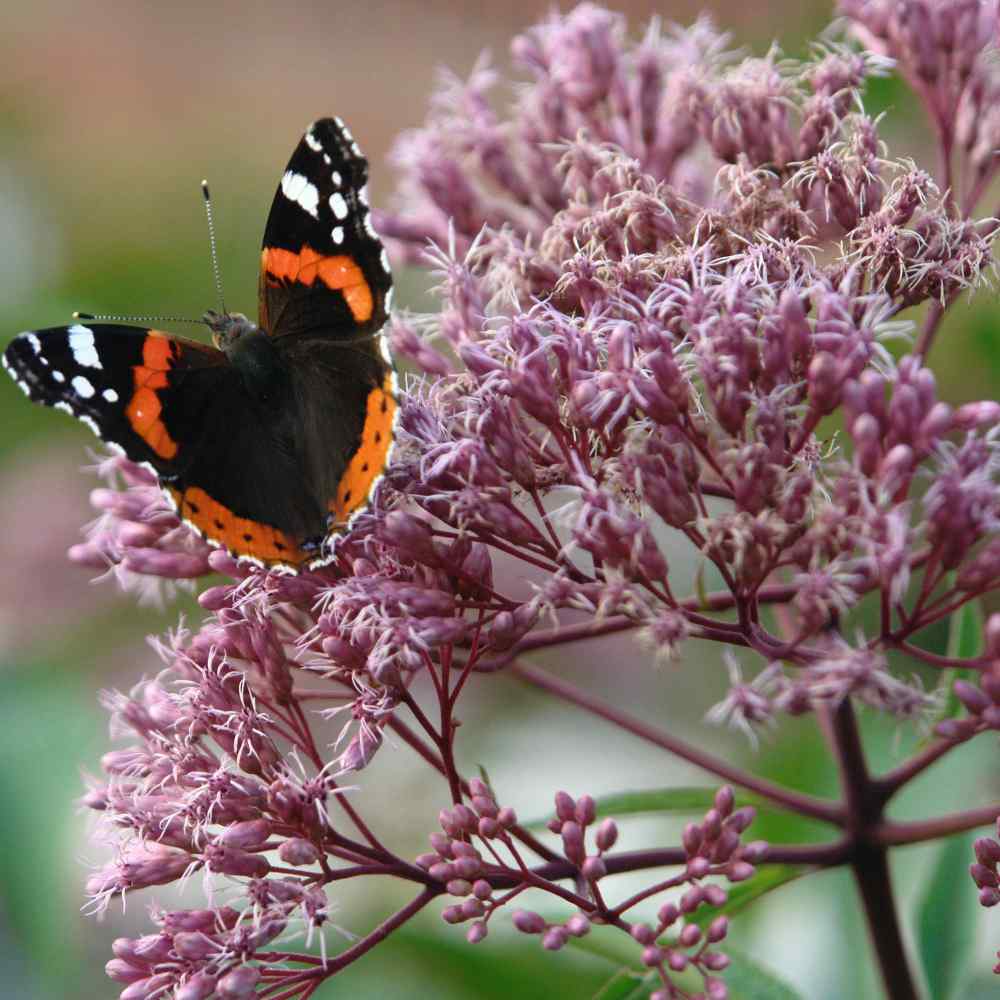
1 2 999 998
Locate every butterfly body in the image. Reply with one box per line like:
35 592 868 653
3 118 397 572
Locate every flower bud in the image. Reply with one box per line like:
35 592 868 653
512 910 546 934
278 838 322 867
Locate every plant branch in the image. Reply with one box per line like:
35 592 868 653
825 701 920 1000
511 660 843 825
875 802 1000 846
873 736 972 802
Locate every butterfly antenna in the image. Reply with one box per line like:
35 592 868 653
201 180 227 315
72 310 205 326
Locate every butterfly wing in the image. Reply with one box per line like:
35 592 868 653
258 119 399 545
258 117 393 341
4 323 225 470
3 323 325 568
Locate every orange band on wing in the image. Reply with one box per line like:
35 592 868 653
169 485 305 566
126 332 178 460
330 373 397 524
262 245 374 322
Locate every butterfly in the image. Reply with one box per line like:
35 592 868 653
4 117 397 572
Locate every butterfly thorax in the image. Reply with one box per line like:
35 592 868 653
205 309 288 404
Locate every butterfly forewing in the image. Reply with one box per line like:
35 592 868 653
259 117 393 340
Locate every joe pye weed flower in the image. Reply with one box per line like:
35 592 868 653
42 2 1000 998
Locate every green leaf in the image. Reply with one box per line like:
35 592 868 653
695 561 709 609
915 833 979 1000
591 969 657 1000
328 919 615 999
947 596 985 660
523 786 772 830
930 597 985 732
690 864 805 928
724 946 806 1000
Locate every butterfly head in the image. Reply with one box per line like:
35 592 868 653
204 309 259 352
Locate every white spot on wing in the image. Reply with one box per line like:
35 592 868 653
304 129 323 152
385 287 394 313
380 248 391 273
102 388 119 403
71 375 95 398
54 401 73 415
79 415 100 436
378 331 393 365
358 185 370 207
334 117 353 141
364 215 378 239
52 370 66 383
281 170 320 219
331 170 342 186
329 192 349 220
323 154 331 165
68 324 102 369
332 226 345 244
25 332 41 355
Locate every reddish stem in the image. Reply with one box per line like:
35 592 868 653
511 659 843 824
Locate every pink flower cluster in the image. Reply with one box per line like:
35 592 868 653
68 3 1000 997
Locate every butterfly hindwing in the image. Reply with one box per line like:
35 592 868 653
259 117 393 340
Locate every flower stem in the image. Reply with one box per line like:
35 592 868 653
511 660 843 824
825 701 920 1000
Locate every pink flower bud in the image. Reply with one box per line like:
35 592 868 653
687 857 711 878
217 819 271 850
175 973 218 1000
554 790 576 820
595 818 619 851
120 975 175 1000
704 950 731 971
512 910 546 934
204 845 269 878
279 838 322 867
105 960 146 984
466 921 489 944
172 932 218 961
727 861 755 882
497 806 518 828
679 923 702 947
574 794 596 826
641 945 665 967
706 975 729 999
561 821 586 865
216 965 261 999
630 922 655 944
542 926 568 951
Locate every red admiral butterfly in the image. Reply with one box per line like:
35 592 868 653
4 118 397 572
